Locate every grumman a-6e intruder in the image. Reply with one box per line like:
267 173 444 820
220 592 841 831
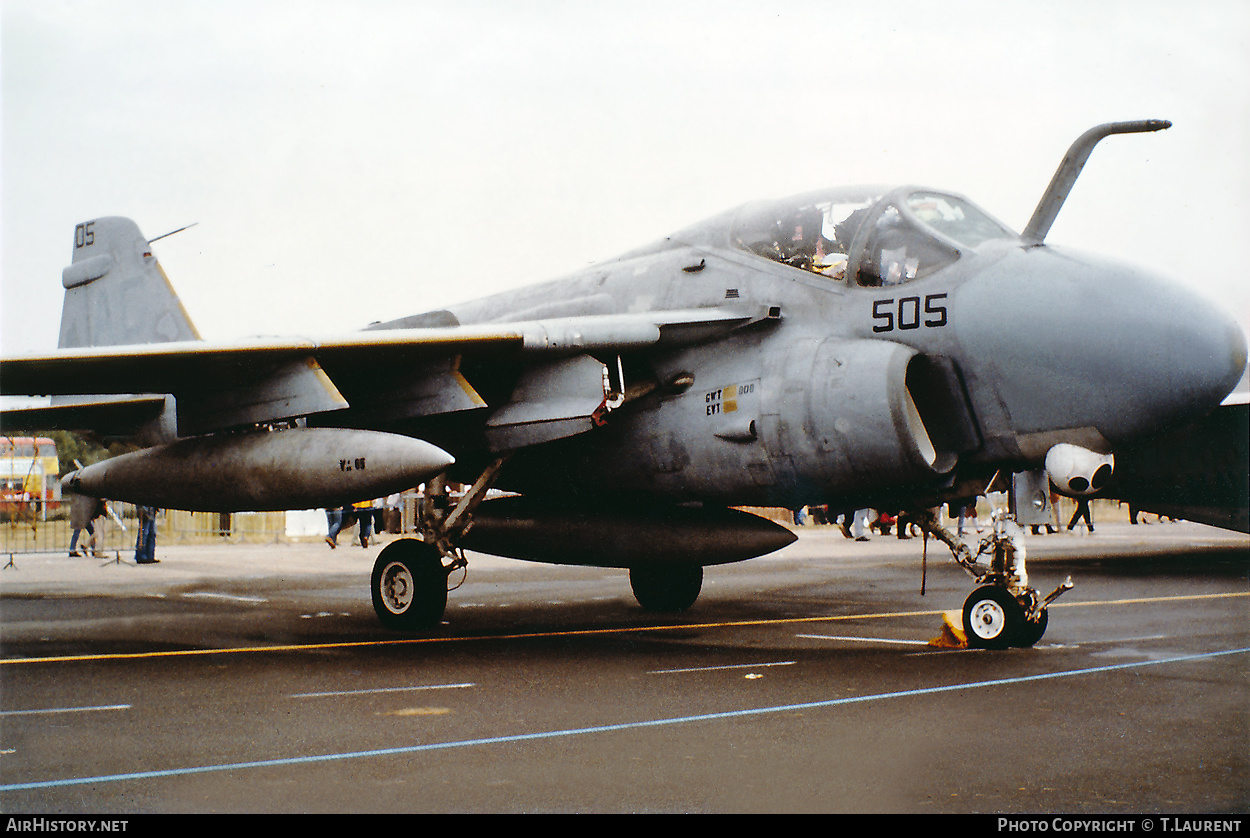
3 121 1246 649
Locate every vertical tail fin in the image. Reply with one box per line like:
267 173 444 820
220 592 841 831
58 217 201 349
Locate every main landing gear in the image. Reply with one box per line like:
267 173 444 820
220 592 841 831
915 508 1072 649
629 563 703 613
372 539 448 631
369 457 509 631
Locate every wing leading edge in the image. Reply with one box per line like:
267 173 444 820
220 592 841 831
1 306 778 437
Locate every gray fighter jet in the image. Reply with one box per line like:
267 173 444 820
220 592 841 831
3 120 1245 648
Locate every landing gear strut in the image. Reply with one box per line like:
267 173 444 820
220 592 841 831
368 456 510 631
914 507 1071 649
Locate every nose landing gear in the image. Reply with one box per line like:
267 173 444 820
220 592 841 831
915 507 1073 649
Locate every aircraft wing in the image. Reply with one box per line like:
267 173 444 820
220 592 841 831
0 395 171 439
1 305 778 438
1 329 521 397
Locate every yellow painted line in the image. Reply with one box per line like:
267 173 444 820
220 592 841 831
379 707 451 717
1047 591 1248 609
1 591 1245 666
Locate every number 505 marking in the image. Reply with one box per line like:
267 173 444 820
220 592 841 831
872 293 948 333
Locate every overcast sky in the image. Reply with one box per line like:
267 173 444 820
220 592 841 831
3 0 1248 356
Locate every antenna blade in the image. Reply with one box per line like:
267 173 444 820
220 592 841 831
147 222 199 244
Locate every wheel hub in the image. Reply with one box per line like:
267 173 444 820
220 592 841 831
969 599 1006 640
379 561 415 614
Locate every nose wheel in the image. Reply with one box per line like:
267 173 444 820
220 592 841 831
962 585 1048 649
963 585 1017 649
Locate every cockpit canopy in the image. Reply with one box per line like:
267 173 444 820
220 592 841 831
732 186 1018 286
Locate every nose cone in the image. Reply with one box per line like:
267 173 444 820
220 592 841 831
953 248 1247 446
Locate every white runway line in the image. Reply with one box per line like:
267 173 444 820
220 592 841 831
291 683 475 698
649 661 796 674
1 704 131 717
797 634 931 646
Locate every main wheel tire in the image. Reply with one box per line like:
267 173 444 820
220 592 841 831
629 563 703 612
962 585 1024 650
371 540 448 631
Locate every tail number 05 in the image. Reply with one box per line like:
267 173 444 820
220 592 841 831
74 222 96 249
872 294 947 333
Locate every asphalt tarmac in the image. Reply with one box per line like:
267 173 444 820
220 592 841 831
1 520 1246 814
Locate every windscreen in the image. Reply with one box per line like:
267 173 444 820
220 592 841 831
855 192 1017 287
733 188 1016 286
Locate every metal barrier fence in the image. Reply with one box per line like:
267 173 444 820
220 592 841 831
1 501 291 558
0 492 426 557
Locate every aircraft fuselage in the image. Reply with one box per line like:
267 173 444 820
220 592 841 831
390 186 1245 514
